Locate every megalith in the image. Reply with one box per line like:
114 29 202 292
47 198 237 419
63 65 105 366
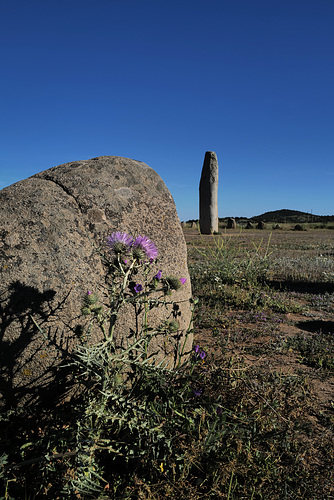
227 217 237 229
199 151 219 234
0 156 192 409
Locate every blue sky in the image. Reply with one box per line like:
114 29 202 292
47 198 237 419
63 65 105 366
0 0 333 221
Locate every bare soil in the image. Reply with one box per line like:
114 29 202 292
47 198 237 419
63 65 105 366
184 227 334 409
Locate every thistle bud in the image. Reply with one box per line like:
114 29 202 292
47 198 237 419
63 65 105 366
166 320 179 333
81 291 100 316
91 305 103 314
83 291 98 307
132 247 146 262
163 276 182 292
81 306 91 316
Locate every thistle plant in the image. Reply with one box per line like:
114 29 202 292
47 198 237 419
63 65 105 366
59 231 194 496
3 229 333 499
81 232 189 351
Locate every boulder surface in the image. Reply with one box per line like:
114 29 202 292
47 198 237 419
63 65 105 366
0 156 192 408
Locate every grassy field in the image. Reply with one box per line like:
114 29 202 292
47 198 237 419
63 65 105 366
184 225 334 499
1 225 333 499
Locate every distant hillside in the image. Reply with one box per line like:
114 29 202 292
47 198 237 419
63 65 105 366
187 209 334 225
250 209 334 224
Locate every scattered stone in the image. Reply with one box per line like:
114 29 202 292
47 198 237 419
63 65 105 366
294 224 305 231
199 151 218 234
227 217 237 229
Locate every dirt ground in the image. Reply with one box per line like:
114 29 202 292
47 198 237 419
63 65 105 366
183 227 334 409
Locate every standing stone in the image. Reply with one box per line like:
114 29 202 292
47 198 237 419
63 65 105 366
199 151 219 234
227 217 237 229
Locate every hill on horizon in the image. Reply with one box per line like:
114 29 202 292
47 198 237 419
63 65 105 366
186 209 334 224
250 209 334 224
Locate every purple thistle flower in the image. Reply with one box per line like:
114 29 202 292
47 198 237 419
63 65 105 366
134 283 143 293
194 344 200 353
193 389 202 397
107 232 133 253
199 350 206 360
155 270 162 280
180 278 187 285
133 235 158 261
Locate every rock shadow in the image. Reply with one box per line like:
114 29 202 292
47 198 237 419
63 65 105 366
295 319 334 335
269 280 334 295
0 281 77 411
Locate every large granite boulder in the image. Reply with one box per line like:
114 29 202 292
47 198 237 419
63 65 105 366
0 156 192 409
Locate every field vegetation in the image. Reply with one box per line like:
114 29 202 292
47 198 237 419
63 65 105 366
1 224 334 499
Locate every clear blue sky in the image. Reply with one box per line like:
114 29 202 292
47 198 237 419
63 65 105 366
1 0 333 221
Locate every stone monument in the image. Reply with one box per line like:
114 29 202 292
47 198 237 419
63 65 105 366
199 151 218 234
227 217 237 229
